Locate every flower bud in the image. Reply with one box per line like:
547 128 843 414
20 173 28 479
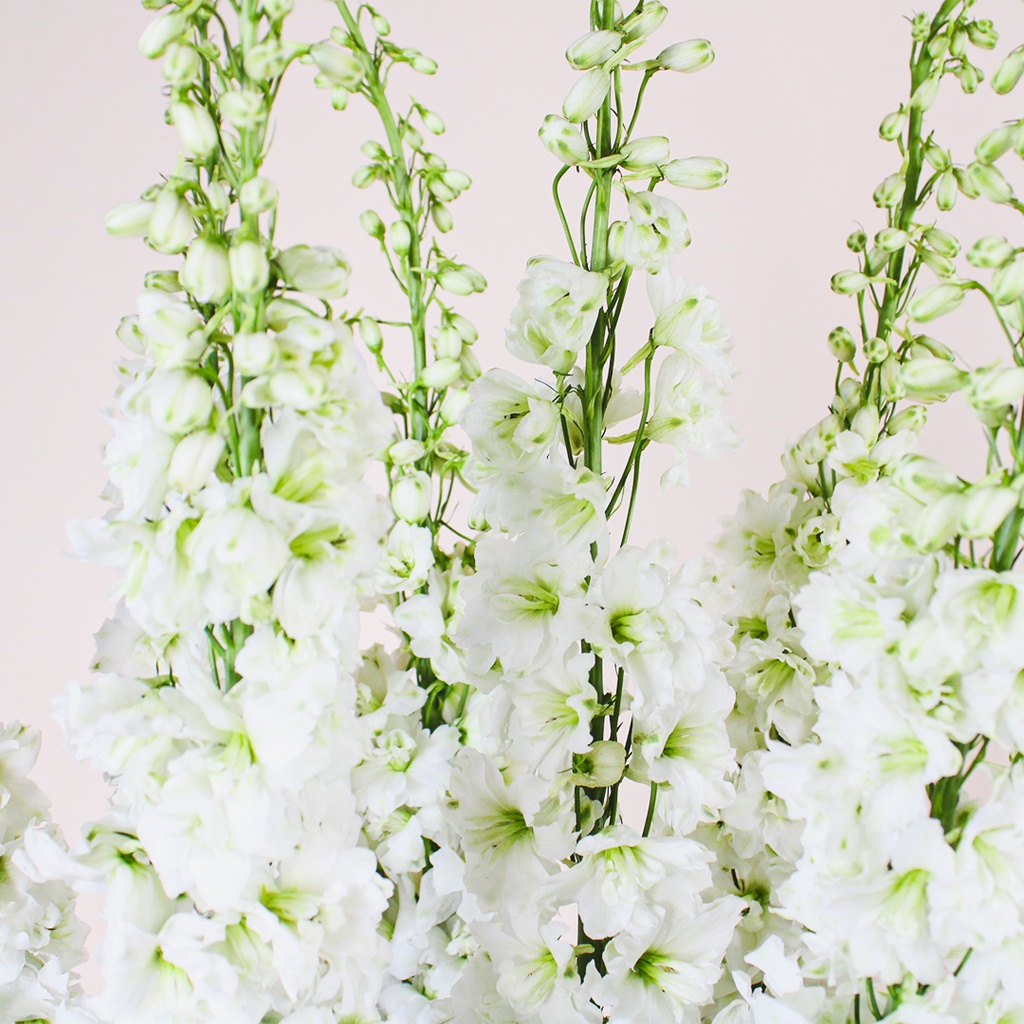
993 258 1024 304
620 135 670 170
910 13 930 40
923 227 960 259
239 176 278 215
851 404 880 444
460 347 481 382
892 454 961 501
389 438 427 466
969 161 1013 203
906 282 966 322
863 335 889 364
389 220 412 255
873 172 905 208
145 370 213 434
440 387 470 425
229 240 270 294
421 108 445 135
924 141 951 171
965 365 1024 408
438 264 485 295
910 75 940 111
572 741 627 787
880 355 905 402
218 89 265 130
419 358 461 390
566 29 621 69
360 209 385 240
656 38 714 72
449 313 478 343
434 326 463 361
927 33 949 60
563 67 612 123
391 471 432 523
912 492 965 551
967 18 998 49
954 166 980 200
967 236 1014 269
539 114 590 165
936 169 958 211
277 245 350 300
144 270 181 293
105 199 155 238
139 9 187 59
168 429 224 492
830 270 871 295
828 326 856 363
901 356 968 400
310 41 364 88
409 52 438 75
147 188 192 254
911 334 954 360
359 317 383 353
245 38 286 80
180 237 231 304
162 42 201 84
919 249 956 279
169 100 218 159
432 203 454 233
976 125 1016 165
662 156 728 189
879 109 908 141
233 331 276 375
993 45 1024 94
875 227 908 252
959 485 1020 539
888 404 927 435
205 179 230 220
958 65 981 97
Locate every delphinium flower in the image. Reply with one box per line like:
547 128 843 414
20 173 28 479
307 6 487 1017
49 2 396 1021
704 6 1024 1024
435 4 742 1022
0 722 87 1024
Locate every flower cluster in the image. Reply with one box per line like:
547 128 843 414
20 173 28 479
705 8 1024 1024
0 723 86 1024
430 5 742 1022
57 4 399 1021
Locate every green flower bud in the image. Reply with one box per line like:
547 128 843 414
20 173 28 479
656 38 714 73
330 86 350 111
448 313 478 344
233 331 276 375
892 453 962 501
139 9 188 59
880 354 906 402
873 172 905 208
239 176 279 215
967 235 1014 269
105 199 155 238
911 13 931 40
851 404 880 444
956 62 982 94
874 228 907 252
846 229 867 253
993 45 1024 94
966 19 998 49
391 471 432 523
410 52 438 75
218 89 265 131
965 364 1024 408
566 29 622 70
912 492 965 551
277 245 350 300
169 100 218 159
992 258 1024 304
389 220 412 256
390 439 427 466
887 404 927 435
434 326 463 361
437 264 485 295
910 75 940 111
912 335 955 360
244 38 286 80
662 156 728 190
919 249 957 279
620 135 670 170
936 169 958 210
901 355 968 399
879 109 908 141
143 270 181 293
563 67 612 123
950 27 968 59
830 270 872 295
439 387 470 426
419 358 461 389
180 237 231 304
906 282 966 322
959 485 1020 539
359 317 383 353
352 164 379 189
263 0 294 18
968 161 1013 203
924 141 951 171
863 335 889 364
309 42 364 88
927 33 949 60
162 42 200 85
359 209 385 240
168 430 224 493
623 2 668 42
953 166 980 199
459 347 482 382
229 240 270 294
828 326 856 362
923 227 960 259
431 203 454 233
976 124 1016 164
147 188 192 254
420 108 445 135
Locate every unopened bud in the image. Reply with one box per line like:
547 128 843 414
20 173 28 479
438 264 485 295
910 75 941 111
566 29 621 69
169 100 219 158
146 370 213 434
389 220 412 255
967 235 1014 269
624 2 668 42
912 492 965 551
105 199 155 238
936 169 958 211
966 365 1024 408
993 45 1024 94
992 258 1024 304
563 67 612 123
229 240 270 294
434 326 463 360
954 166 980 200
371 13 390 35
960 485 1020 539
389 438 427 466
162 42 201 84
143 270 181 293
420 108 445 135
893 454 962 502
901 356 968 399
359 317 383 353
439 387 470 425
874 172 905 208
239 176 278 214
168 429 224 492
906 282 966 322
662 156 728 189
976 125 1016 164
139 9 188 59
180 237 231 304
851 404 880 444
830 270 872 295
956 63 982 94
880 355 905 402
967 19 998 49
572 741 627 787
923 227 960 258
828 326 856 363
233 331 276 375
924 141 951 171
919 249 957 279
449 313 478 343
218 89 265 131
419 358 461 390
655 38 713 74
277 245 350 300
409 53 438 75
244 38 286 80
147 188 192 254
875 227 908 252
263 0 294 18
539 114 590 165
864 335 889 364
879 109 908 141
391 471 432 522
310 41 363 88
968 161 1013 203
620 135 670 170
459 347 481 382
888 404 927 435
359 209 385 240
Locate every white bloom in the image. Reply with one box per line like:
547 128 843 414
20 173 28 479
377 520 434 594
648 272 734 380
622 192 690 271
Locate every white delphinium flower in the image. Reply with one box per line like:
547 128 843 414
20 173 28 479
622 191 691 271
0 724 87 1024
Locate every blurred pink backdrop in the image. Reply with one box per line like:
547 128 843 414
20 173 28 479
2 0 1023 983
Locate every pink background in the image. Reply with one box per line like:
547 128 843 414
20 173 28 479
2 0 1023 980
